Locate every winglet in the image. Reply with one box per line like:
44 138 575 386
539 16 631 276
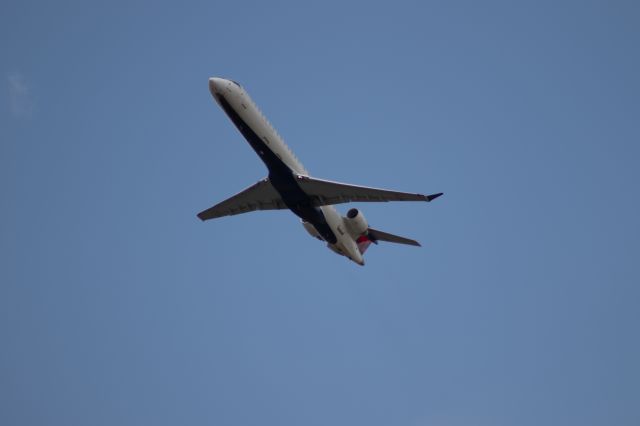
426 192 444 202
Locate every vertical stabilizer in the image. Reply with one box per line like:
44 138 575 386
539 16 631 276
356 235 374 254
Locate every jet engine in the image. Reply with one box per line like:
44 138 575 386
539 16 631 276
302 221 324 241
344 208 368 237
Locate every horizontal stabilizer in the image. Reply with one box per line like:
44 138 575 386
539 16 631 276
295 175 440 206
197 178 287 221
368 227 421 247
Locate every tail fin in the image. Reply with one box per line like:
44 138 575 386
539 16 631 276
367 227 421 247
356 235 374 254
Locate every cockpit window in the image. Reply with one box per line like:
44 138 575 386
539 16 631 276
231 80 241 88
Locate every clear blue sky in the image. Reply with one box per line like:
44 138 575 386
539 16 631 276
2 1 639 425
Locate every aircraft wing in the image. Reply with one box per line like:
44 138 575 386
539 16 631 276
295 175 443 206
197 178 287 221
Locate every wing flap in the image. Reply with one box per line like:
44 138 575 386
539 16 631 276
197 178 286 221
295 175 441 206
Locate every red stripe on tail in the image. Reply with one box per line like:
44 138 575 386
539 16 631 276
356 235 373 255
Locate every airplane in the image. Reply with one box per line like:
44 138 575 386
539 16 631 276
198 77 443 265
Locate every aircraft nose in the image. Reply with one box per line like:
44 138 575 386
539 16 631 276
209 77 223 94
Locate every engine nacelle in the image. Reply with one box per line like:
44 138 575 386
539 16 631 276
344 208 368 237
302 220 324 241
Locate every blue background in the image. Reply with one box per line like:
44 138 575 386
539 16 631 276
2 1 639 425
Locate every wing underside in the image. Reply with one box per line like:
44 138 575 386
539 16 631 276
295 175 442 206
197 178 287 221
197 175 442 220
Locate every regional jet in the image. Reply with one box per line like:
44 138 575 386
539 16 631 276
198 77 443 265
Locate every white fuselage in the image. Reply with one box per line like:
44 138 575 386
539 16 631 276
209 78 365 265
